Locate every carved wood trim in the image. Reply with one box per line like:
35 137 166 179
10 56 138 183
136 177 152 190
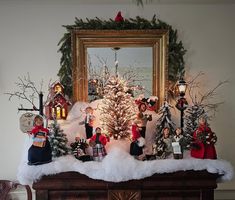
33 171 220 200
0 180 32 200
108 190 141 200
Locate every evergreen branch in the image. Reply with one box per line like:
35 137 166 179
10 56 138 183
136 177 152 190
58 15 186 97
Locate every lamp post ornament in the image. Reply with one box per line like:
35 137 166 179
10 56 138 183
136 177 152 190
176 79 188 130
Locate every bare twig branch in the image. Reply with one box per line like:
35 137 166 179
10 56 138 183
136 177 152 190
43 79 53 106
5 91 37 107
186 71 228 118
199 80 228 104
187 71 204 85
5 74 44 108
187 71 204 104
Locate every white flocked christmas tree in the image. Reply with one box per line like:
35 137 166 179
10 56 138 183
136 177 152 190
183 104 205 148
153 100 176 158
49 119 70 158
99 76 136 140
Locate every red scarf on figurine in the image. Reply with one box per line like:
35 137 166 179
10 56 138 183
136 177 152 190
31 125 49 137
89 134 107 146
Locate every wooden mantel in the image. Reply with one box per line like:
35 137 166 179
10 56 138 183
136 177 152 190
32 170 220 200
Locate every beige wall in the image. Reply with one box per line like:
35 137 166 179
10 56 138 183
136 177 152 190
0 0 234 192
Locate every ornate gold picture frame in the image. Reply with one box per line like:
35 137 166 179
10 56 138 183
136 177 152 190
71 29 168 109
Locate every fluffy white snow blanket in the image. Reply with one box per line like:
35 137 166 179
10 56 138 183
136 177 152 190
18 139 233 185
17 101 233 185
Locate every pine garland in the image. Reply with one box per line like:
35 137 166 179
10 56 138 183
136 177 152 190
58 15 186 98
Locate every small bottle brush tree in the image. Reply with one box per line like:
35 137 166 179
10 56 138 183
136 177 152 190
153 100 176 157
99 76 136 140
49 119 70 158
156 100 176 137
183 104 205 148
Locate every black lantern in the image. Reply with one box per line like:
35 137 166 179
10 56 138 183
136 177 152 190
177 79 187 96
176 79 188 130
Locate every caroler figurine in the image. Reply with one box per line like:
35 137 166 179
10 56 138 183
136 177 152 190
162 127 173 157
70 137 92 162
79 106 95 139
136 103 152 138
153 127 173 159
28 115 52 165
130 122 145 160
172 127 184 159
89 127 107 162
191 115 217 159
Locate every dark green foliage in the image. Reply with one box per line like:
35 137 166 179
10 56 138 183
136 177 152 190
57 32 72 98
58 15 186 98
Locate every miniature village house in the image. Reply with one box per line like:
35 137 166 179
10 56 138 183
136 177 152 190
45 81 71 120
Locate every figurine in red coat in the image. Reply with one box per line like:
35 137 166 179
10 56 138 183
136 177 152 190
130 123 145 158
191 116 217 159
28 115 52 165
89 127 107 161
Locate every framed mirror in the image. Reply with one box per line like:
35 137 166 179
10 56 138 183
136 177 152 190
87 47 153 101
72 29 168 109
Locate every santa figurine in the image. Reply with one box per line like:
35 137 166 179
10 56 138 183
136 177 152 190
191 115 217 159
89 127 107 162
28 115 52 165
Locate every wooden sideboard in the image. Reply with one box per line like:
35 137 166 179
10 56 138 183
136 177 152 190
32 170 220 200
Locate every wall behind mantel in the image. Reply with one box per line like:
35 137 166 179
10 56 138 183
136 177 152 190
0 0 234 191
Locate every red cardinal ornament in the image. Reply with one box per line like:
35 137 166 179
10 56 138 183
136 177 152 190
115 11 124 22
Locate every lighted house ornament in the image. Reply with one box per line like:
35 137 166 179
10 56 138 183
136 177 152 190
45 81 72 120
